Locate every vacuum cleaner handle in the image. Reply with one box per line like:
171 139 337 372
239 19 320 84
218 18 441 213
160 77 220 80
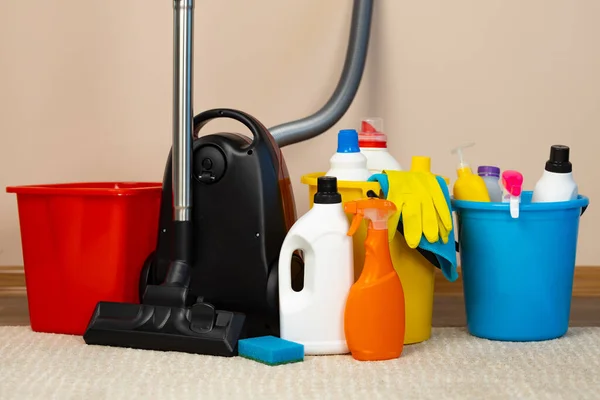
193 108 272 149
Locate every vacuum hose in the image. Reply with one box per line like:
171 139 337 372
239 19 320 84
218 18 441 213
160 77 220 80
270 0 373 148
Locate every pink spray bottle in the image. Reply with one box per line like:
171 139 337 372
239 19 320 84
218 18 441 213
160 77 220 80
501 170 524 218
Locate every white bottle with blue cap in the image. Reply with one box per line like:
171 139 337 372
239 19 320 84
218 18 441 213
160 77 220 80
326 129 372 181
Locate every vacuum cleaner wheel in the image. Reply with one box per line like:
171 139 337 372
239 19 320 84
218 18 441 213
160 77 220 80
261 252 304 336
138 250 305 332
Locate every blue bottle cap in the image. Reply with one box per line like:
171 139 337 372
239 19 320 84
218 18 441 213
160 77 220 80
337 129 360 153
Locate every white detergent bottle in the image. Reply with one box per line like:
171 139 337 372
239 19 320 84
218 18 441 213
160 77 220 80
326 129 372 181
358 117 403 174
278 176 354 355
532 145 578 203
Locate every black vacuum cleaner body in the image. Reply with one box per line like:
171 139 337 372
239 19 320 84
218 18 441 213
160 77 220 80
84 0 370 357
84 108 303 354
141 108 303 338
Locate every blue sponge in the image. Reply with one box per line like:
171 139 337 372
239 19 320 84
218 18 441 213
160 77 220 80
238 336 304 366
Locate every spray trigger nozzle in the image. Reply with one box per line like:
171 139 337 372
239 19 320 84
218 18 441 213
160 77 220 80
451 142 476 169
347 213 364 236
501 170 524 219
344 198 397 234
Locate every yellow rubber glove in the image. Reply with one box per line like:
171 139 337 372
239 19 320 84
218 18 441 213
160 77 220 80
437 211 452 244
383 169 453 248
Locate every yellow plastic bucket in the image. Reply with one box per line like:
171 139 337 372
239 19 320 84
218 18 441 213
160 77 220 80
301 172 435 344
389 231 435 344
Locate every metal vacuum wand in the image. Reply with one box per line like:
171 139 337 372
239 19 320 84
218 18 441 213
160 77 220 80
166 0 195 285
173 0 194 223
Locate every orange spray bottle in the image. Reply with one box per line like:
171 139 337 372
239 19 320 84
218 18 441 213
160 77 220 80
343 198 406 361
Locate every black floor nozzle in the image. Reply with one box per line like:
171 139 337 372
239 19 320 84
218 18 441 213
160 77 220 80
83 258 248 357
83 295 246 357
83 1 250 357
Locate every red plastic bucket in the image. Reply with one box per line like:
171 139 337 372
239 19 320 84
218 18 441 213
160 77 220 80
6 182 162 335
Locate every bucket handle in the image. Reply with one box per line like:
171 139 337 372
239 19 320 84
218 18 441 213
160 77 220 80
454 203 589 253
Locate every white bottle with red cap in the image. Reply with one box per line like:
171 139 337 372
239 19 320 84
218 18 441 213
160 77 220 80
358 118 402 174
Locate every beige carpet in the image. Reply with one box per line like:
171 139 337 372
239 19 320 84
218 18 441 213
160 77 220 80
1 326 599 400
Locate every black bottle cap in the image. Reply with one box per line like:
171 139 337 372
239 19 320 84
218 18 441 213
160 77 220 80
314 176 342 204
545 145 572 173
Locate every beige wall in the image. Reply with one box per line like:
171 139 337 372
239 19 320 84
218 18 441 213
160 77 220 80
1 0 597 266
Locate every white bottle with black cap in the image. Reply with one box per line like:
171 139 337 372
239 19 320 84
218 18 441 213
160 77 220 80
532 145 578 203
278 176 354 355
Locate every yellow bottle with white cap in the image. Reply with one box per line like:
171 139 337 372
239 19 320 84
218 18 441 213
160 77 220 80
450 143 491 202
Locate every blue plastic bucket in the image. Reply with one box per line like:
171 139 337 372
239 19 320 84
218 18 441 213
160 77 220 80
451 191 589 341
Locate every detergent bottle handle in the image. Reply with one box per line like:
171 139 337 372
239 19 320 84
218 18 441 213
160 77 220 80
192 108 272 149
278 231 313 301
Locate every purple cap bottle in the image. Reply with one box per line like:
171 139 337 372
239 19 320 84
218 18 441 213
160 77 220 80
477 166 500 177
